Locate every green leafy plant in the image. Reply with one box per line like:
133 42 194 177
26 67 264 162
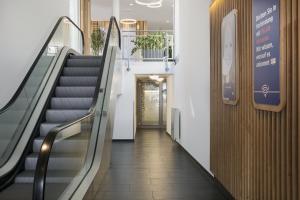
131 32 164 55
91 29 105 56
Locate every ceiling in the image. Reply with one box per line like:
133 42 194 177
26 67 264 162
91 0 174 30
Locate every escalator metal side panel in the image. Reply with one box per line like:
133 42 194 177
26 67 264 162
68 47 121 200
0 48 80 179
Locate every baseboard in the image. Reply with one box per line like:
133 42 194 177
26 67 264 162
112 139 135 142
172 138 235 200
165 131 172 137
214 177 236 200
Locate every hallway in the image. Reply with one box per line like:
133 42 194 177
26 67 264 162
95 129 227 200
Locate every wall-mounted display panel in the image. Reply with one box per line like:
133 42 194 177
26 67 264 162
252 0 286 112
221 9 239 105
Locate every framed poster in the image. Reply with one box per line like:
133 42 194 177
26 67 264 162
221 9 239 105
252 0 286 112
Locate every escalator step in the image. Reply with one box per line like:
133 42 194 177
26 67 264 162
45 110 88 123
59 76 98 86
66 58 101 68
63 67 100 76
25 153 83 170
55 86 96 97
39 123 60 137
69 55 102 60
33 136 89 153
51 98 93 109
15 170 78 183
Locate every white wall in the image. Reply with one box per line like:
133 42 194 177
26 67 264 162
166 76 174 134
112 0 120 21
113 61 174 140
91 4 112 21
0 0 78 108
173 0 211 172
69 0 81 25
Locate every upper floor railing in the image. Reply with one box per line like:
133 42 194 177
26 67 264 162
122 30 174 62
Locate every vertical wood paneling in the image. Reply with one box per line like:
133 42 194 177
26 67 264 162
298 1 300 199
297 2 300 196
210 0 299 199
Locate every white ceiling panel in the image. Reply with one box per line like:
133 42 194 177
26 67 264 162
91 0 174 30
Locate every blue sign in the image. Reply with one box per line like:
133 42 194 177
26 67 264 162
253 0 281 107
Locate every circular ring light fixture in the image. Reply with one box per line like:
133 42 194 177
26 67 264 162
135 0 162 6
120 18 137 25
147 2 162 8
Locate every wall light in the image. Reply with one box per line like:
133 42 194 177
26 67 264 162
120 18 137 25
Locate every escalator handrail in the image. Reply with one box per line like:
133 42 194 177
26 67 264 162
91 16 121 110
0 16 84 114
33 16 121 200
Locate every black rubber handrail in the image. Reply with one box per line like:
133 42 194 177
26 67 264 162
33 16 121 200
0 16 84 114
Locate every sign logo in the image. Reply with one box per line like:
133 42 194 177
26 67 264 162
261 84 270 98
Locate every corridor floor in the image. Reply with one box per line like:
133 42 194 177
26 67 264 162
94 129 227 200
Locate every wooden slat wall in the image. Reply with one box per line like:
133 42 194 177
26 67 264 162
210 0 299 199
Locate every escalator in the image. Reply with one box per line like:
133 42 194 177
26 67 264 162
0 16 121 199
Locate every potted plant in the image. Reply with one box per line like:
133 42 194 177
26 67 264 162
131 32 165 60
91 28 105 56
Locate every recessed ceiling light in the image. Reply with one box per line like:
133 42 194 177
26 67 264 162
135 0 162 6
120 18 137 25
157 78 164 82
149 75 160 80
129 3 134 6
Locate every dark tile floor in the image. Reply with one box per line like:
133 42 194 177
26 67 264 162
94 129 227 200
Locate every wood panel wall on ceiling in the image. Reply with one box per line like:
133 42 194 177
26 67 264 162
210 0 299 199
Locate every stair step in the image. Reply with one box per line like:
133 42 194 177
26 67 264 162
45 110 88 123
39 123 60 137
15 170 78 183
69 55 102 60
55 86 96 97
51 98 93 109
66 58 101 68
33 136 89 153
59 76 98 87
63 67 100 77
25 153 84 170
